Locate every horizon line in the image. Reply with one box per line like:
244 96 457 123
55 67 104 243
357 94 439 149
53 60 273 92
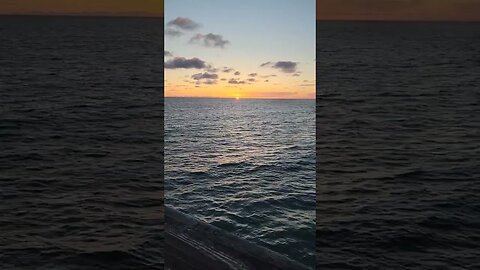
317 18 480 23
165 96 315 101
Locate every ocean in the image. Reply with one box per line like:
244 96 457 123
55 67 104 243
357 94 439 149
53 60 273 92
316 21 480 269
165 97 316 267
0 16 164 269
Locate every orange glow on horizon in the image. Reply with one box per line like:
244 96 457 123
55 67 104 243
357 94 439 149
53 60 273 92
165 82 315 100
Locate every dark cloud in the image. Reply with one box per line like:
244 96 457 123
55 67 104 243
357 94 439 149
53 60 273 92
228 79 246 84
265 80 269 82
190 33 230 48
164 51 172 57
165 28 183 37
234 71 241 76
222 67 234 73
261 74 277 78
167 17 200 31
248 73 258 77
260 61 298 73
165 57 206 69
220 78 227 81
247 78 256 82
192 72 219 80
273 61 298 73
292 72 301 77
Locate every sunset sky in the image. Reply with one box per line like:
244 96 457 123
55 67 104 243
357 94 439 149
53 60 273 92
164 0 315 99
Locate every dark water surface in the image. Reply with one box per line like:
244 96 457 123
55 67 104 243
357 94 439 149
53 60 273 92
317 21 480 269
0 16 164 269
165 98 316 267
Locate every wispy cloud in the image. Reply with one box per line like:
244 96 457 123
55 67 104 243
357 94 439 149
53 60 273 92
222 67 234 73
190 33 230 48
165 57 207 69
248 73 258 77
234 71 241 76
206 66 219 73
165 28 183 37
203 80 217 85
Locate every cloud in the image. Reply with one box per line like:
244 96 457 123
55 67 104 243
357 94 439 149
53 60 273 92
192 72 219 80
190 33 230 48
273 61 298 73
261 74 277 78
260 61 298 73
248 73 258 77
206 66 218 73
222 67 234 73
292 72 301 77
165 28 183 37
247 78 256 82
234 71 241 76
165 57 207 69
228 79 246 84
167 17 200 31
164 51 172 57
203 80 217 85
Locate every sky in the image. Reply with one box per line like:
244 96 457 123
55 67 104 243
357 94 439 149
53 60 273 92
0 0 164 16
317 0 480 21
164 0 316 99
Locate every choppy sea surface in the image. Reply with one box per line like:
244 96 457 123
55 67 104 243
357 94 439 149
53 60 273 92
165 98 316 267
317 21 480 269
0 16 164 269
